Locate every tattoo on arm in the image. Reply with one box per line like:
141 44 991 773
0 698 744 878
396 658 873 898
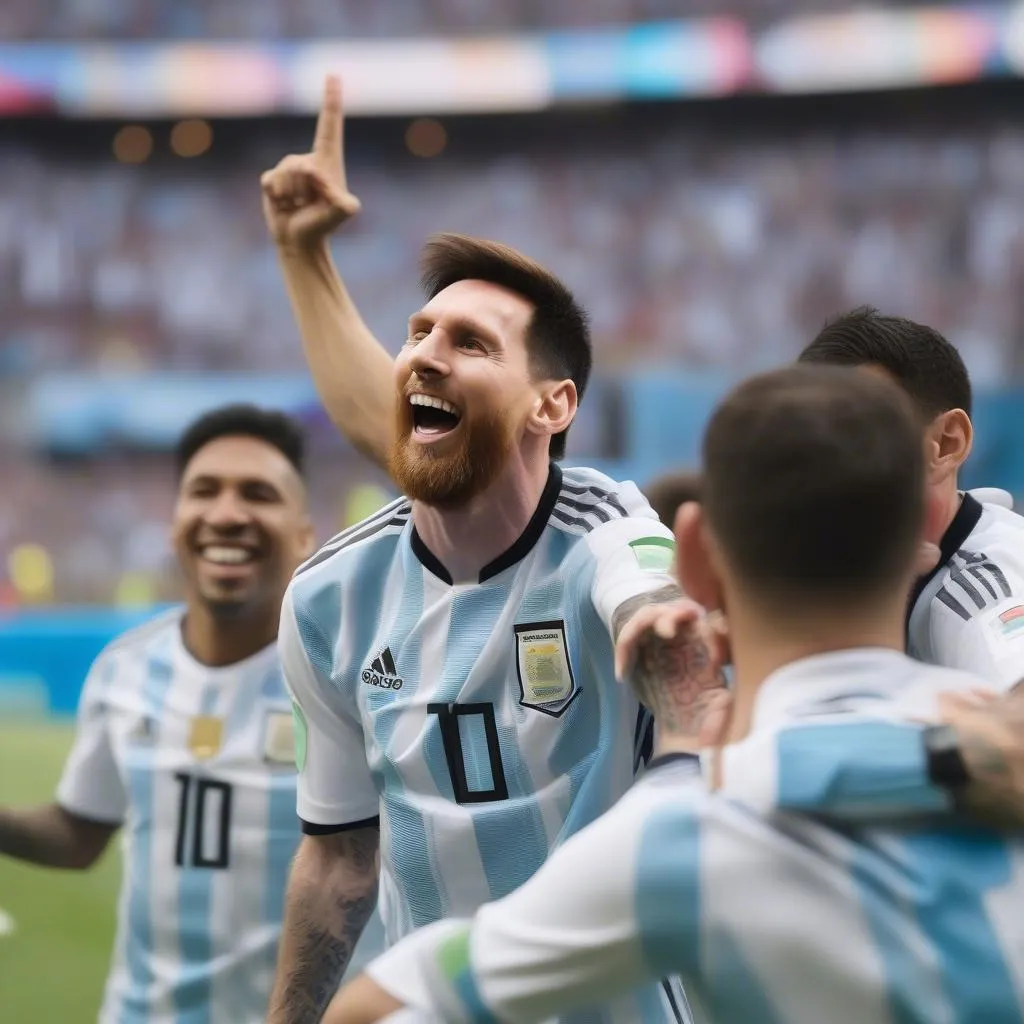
613 584 726 737
270 827 380 1024
611 584 682 640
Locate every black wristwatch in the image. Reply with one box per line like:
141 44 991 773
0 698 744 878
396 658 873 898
923 724 971 790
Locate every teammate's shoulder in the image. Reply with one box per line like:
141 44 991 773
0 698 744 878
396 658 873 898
552 464 660 537
94 606 183 666
293 496 412 580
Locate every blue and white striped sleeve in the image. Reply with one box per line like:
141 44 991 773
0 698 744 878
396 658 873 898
710 721 951 820
364 782 691 1023
279 585 379 832
56 651 127 825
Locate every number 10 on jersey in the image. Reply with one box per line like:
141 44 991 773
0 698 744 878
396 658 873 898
173 773 233 869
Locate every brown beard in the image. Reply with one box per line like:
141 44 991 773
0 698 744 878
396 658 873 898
389 403 514 507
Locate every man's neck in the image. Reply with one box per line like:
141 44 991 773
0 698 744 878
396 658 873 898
181 605 278 668
723 602 908 744
413 455 551 584
930 478 963 546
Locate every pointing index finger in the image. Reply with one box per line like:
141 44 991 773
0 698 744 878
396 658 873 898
313 74 345 172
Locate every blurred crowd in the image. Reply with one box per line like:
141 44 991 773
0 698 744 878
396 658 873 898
4 106 1024 602
4 119 1024 382
3 0 950 39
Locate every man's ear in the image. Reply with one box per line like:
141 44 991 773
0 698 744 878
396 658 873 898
925 408 972 486
527 379 577 442
674 502 723 611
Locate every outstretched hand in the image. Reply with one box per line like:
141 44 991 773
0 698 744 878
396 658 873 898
261 75 363 250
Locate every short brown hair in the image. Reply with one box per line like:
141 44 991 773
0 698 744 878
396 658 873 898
643 470 702 527
702 365 924 609
420 233 592 460
799 306 972 420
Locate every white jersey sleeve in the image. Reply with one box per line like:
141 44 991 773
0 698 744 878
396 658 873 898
279 586 379 829
365 775 676 1024
921 591 1024 693
585 482 677 636
56 653 127 824
912 497 1024 692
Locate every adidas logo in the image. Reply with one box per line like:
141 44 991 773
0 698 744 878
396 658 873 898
362 647 404 690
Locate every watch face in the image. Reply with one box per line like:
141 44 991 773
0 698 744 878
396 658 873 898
924 724 970 789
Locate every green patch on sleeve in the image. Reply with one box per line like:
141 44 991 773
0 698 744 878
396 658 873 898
291 702 308 772
629 536 675 573
437 927 472 981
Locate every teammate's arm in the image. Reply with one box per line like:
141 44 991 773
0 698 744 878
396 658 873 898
330 784 689 1024
261 75 394 471
0 805 117 869
0 653 125 869
268 827 380 1024
713 688 1024 827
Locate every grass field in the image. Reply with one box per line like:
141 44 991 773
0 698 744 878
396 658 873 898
0 720 120 1023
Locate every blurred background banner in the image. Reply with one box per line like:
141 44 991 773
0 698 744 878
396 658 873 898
3 4 1024 117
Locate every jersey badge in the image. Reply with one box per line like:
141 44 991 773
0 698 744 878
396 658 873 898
263 710 296 766
990 604 1024 642
515 620 579 717
188 715 224 760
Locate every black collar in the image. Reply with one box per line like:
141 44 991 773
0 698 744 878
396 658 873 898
646 752 700 772
410 464 563 585
905 492 984 629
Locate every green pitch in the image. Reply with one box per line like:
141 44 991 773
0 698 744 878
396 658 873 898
0 720 120 1023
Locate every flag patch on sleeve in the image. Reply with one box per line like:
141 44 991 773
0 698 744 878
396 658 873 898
629 537 674 573
992 605 1024 641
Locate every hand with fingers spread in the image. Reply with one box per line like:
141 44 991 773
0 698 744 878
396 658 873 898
261 75 362 250
615 598 732 750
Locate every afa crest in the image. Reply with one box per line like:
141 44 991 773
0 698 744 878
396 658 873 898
514 620 579 717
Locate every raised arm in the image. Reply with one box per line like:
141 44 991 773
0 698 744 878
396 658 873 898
261 75 395 470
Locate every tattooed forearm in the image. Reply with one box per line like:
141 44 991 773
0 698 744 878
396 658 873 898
612 585 682 640
630 625 720 733
268 828 380 1024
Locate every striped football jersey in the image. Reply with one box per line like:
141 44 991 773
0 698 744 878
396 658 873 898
908 488 1024 691
364 650 1024 1024
281 463 691 1024
56 607 381 1024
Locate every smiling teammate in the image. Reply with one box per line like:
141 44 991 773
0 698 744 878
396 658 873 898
0 405 333 1023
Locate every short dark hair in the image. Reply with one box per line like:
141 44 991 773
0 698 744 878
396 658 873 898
702 365 924 609
798 306 972 419
175 404 306 479
419 233 592 460
643 470 702 527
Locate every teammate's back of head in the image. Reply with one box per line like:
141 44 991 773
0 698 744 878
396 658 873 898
798 306 972 420
682 365 924 616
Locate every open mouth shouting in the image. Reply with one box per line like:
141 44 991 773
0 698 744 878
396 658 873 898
409 393 462 443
